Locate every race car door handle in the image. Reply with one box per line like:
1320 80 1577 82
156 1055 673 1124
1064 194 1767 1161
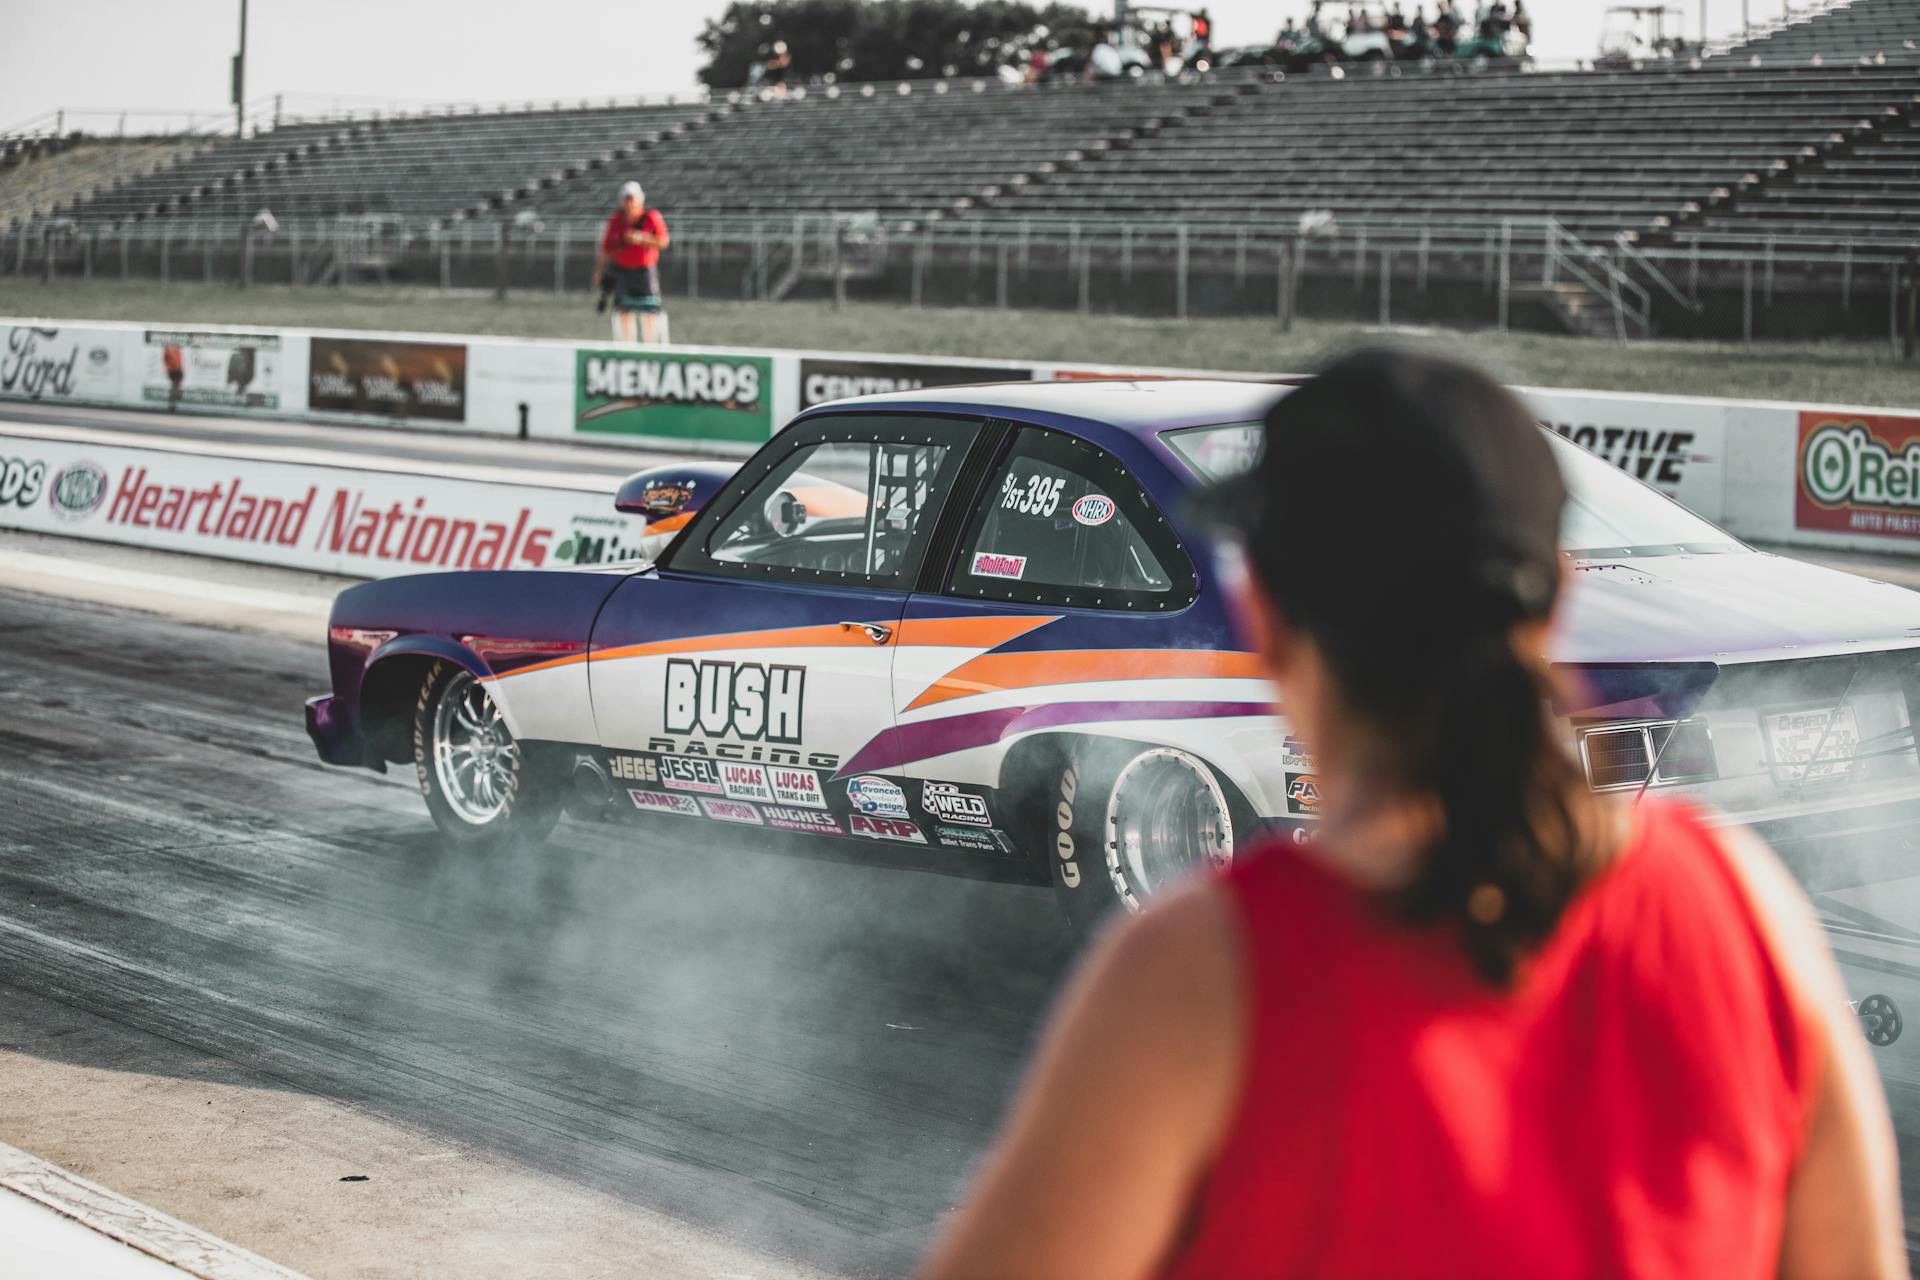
839 620 893 645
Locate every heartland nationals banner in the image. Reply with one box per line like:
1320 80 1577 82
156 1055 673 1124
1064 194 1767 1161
0 432 649 577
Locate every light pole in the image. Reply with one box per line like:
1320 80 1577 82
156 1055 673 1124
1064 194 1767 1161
232 0 249 135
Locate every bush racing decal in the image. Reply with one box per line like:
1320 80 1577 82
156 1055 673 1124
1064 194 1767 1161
664 659 805 743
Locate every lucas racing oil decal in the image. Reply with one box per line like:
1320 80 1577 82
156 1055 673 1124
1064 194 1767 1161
665 658 804 743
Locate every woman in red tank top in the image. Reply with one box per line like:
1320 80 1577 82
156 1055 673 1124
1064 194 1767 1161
920 351 1904 1279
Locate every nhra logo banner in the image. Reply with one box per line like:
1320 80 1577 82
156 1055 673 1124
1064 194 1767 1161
799 358 1030 410
576 350 772 444
1797 412 1920 541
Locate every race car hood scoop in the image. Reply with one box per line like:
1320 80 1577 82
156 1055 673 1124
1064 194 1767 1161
1553 550 1920 666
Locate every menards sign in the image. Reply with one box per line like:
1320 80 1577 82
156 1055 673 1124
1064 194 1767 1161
0 433 649 578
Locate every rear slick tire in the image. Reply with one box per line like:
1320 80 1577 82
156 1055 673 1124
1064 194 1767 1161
1046 739 1237 939
412 660 561 854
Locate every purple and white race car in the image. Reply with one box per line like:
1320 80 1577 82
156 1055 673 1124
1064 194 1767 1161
306 379 1920 933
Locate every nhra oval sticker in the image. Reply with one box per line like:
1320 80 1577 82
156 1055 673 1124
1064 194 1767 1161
49 461 107 519
1071 494 1116 527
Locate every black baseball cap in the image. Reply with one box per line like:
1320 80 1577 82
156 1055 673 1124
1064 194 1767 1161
1192 348 1566 637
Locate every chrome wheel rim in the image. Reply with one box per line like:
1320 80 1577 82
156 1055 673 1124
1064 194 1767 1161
1105 748 1233 912
432 671 519 825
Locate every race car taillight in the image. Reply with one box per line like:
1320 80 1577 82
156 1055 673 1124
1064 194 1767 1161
1578 719 1716 792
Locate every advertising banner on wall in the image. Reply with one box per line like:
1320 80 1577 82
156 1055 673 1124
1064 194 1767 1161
1795 410 1920 541
1527 390 1728 521
0 325 121 404
308 336 467 422
141 329 282 411
575 349 774 445
0 431 647 578
798 357 1032 410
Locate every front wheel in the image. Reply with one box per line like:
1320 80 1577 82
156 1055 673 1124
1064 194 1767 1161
1047 740 1237 936
412 661 561 853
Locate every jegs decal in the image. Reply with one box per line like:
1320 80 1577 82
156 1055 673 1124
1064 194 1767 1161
664 658 804 743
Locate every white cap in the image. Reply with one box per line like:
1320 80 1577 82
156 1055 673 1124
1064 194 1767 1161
618 180 644 201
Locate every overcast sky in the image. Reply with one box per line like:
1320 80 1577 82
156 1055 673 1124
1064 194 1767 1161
3 0 1807 134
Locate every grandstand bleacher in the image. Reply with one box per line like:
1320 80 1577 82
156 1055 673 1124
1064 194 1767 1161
4 0 1914 339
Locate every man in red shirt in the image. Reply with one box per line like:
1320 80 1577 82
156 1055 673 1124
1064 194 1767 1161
593 181 670 344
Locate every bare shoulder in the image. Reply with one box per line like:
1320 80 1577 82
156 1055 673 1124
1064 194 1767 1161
1709 822 1851 1014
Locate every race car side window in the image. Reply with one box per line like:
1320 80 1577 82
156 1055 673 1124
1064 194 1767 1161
668 414 980 590
947 427 1198 611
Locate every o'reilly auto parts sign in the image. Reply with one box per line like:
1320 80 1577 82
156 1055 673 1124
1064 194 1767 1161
576 350 773 445
1797 411 1920 541
799 357 1031 410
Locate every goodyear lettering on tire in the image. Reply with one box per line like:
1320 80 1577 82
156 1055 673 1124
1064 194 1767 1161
1056 764 1080 889
414 661 439 797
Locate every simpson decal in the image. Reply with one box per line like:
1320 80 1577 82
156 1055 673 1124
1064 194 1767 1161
970 551 1027 580
847 775 910 819
1286 772 1321 816
701 798 765 825
664 659 804 743
630 789 700 816
1071 494 1116 527
769 765 827 808
763 805 841 834
921 780 991 827
720 761 775 803
850 814 927 844
659 755 724 794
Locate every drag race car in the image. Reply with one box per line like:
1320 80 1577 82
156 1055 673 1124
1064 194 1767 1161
307 379 1920 937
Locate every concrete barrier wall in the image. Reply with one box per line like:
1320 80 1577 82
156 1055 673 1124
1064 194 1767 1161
5 316 1918 557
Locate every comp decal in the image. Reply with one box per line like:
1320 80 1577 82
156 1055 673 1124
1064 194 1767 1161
847 775 910 819
664 658 804 744
921 780 991 828
851 814 927 844
630 789 699 817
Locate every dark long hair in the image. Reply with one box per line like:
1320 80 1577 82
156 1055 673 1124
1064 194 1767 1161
1314 619 1595 987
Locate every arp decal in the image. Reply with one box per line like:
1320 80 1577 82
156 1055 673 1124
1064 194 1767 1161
921 780 991 828
847 775 910 820
1071 494 1115 527
609 753 659 783
629 789 699 817
763 805 841 835
719 761 775 803
769 765 827 809
1286 772 1321 816
970 551 1027 580
664 658 804 744
701 798 764 825
660 755 724 795
850 814 927 844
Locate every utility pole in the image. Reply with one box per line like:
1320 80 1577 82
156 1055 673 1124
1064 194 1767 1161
232 0 249 135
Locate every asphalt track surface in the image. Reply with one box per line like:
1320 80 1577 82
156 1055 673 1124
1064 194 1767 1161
10 403 1920 1269
0 581 1076 1276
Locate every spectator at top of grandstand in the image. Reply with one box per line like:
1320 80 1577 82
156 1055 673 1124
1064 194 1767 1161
1512 0 1531 39
1087 27 1125 79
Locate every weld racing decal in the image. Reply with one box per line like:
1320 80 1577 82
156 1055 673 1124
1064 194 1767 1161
921 780 990 827
665 658 804 744
851 814 926 844
630 789 699 816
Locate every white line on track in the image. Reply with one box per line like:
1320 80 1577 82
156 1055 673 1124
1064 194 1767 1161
0 1140 309 1280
